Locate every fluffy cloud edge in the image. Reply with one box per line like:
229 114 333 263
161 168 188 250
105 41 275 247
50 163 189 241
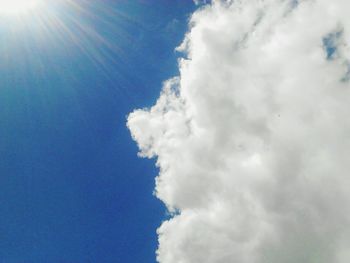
128 1 350 262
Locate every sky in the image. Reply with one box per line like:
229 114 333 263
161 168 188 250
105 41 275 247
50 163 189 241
3 0 350 263
0 1 194 262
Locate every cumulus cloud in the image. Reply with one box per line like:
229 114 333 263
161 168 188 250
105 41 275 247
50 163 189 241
127 0 350 262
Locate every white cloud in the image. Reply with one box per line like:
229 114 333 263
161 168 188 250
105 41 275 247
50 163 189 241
127 0 350 262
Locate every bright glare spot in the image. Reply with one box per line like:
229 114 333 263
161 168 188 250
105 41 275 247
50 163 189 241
0 0 39 15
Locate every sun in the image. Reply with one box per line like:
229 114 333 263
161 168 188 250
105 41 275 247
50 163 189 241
0 0 40 15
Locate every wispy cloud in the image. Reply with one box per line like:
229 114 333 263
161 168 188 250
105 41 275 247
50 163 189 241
128 0 350 262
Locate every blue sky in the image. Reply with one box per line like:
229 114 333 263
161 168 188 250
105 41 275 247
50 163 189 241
0 1 195 262
3 1 350 263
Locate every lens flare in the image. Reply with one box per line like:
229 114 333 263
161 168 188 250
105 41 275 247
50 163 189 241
0 0 39 15
1 0 134 88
